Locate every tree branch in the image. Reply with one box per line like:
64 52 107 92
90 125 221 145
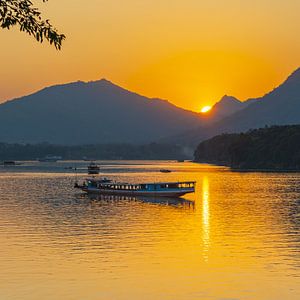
0 0 65 49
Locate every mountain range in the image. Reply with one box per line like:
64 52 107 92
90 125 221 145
0 79 204 144
1 68 300 147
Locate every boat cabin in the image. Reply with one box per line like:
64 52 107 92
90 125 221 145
87 179 195 192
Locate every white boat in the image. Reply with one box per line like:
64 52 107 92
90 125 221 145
75 178 196 198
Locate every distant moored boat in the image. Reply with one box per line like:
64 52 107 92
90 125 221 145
1 161 22 166
88 162 100 175
160 169 172 173
38 155 62 162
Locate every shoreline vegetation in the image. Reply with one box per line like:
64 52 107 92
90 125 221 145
0 142 188 161
194 125 300 170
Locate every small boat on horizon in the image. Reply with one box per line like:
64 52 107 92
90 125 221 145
160 169 172 173
82 156 96 161
64 166 74 170
38 155 62 162
75 178 196 198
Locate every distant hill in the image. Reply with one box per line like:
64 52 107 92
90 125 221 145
0 79 205 145
194 125 300 170
170 68 300 146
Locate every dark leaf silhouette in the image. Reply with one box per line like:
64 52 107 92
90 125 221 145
0 0 65 49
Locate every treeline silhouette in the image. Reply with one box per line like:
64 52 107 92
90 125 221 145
194 125 300 169
0 143 186 161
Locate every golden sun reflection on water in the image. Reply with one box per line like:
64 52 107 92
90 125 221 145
202 176 210 262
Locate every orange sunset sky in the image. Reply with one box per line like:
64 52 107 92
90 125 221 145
1 0 300 112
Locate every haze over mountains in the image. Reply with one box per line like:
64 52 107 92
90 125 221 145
1 68 300 147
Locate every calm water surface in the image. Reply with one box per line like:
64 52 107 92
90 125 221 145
0 161 299 300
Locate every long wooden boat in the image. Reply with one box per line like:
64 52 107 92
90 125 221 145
75 178 196 198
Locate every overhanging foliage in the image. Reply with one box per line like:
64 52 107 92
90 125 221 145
0 0 65 49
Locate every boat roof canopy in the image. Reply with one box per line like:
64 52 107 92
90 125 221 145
86 178 196 185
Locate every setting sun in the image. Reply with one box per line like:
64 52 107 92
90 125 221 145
201 106 212 113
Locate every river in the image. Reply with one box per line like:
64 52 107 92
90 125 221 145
0 161 299 299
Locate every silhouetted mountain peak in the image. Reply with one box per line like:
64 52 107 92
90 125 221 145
92 78 118 87
218 95 242 104
98 78 111 83
84 78 145 99
210 95 244 119
41 78 123 94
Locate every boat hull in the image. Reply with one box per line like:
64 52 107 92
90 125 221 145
88 171 100 175
79 187 194 198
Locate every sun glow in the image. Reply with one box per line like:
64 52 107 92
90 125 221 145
200 106 212 113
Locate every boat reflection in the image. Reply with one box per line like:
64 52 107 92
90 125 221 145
79 193 195 208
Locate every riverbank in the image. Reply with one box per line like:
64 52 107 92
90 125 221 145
194 125 300 170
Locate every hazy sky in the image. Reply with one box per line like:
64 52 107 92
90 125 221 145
1 0 300 111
